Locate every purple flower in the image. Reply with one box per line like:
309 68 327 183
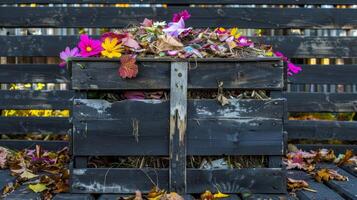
163 18 191 37
274 51 288 62
172 10 191 23
59 47 80 67
237 36 253 47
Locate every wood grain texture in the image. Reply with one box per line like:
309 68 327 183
72 99 284 156
71 168 285 194
0 64 69 83
287 120 357 141
71 59 284 90
0 90 74 110
3 35 357 58
1 7 357 29
0 140 68 150
169 62 188 193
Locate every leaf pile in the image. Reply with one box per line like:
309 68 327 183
1 145 70 199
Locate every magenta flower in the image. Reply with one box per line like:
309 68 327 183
172 10 191 23
141 18 153 27
124 91 145 100
287 61 302 76
78 34 103 57
163 18 191 37
59 47 80 67
237 36 253 47
274 51 288 62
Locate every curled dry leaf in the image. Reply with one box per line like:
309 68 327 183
287 178 311 192
134 190 143 200
0 146 9 168
336 150 354 166
200 190 214 200
161 192 184 200
118 55 139 79
147 187 165 200
314 168 348 182
155 35 184 52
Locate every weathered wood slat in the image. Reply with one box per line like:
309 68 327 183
2 36 357 58
71 59 284 90
73 99 283 156
318 164 357 200
288 65 357 85
0 90 74 110
71 168 285 194
74 99 284 120
340 165 357 178
2 0 357 4
287 120 357 141
243 194 297 200
169 62 188 193
1 7 357 29
0 64 69 83
285 92 357 112
0 140 68 150
296 144 357 154
0 117 70 134
287 170 344 200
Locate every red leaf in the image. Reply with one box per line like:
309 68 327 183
118 55 138 79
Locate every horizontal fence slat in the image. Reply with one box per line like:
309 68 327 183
0 64 70 83
0 90 74 110
287 120 357 141
71 168 285 194
1 0 357 4
71 59 284 90
0 140 68 150
288 65 357 85
2 36 357 58
285 92 357 112
73 99 283 156
1 7 357 29
0 117 70 134
296 144 357 154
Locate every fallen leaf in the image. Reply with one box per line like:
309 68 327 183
336 150 354 166
134 190 143 200
0 147 9 168
161 192 184 200
314 168 348 182
287 178 310 191
155 35 184 52
147 187 165 200
29 183 47 193
200 190 214 200
118 55 139 79
217 94 229 106
20 170 38 180
213 191 230 199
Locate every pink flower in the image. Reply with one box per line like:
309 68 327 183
78 34 103 57
172 10 191 23
59 47 80 67
274 51 288 62
164 18 191 37
237 36 253 47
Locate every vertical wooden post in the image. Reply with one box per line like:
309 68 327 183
169 62 188 194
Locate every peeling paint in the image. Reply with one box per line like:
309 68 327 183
76 99 111 114
73 169 87 175
72 181 131 193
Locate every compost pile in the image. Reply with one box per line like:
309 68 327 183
60 10 302 77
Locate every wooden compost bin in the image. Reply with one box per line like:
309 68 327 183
69 57 286 195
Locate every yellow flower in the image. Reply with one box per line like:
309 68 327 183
101 37 122 58
230 27 241 39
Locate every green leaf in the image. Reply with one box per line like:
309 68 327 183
28 183 47 193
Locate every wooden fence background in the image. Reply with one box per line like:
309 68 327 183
0 0 357 154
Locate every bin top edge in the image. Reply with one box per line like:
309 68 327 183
68 57 282 62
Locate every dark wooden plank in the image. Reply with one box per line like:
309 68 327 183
71 168 285 194
288 65 357 85
318 164 357 200
3 185 41 200
0 64 69 83
53 194 94 200
296 144 357 154
287 170 344 200
74 99 284 120
2 0 357 4
243 194 297 200
71 59 283 90
0 90 74 110
73 99 283 156
1 7 357 29
3 35 357 58
285 92 357 112
169 62 188 193
0 117 70 134
0 140 68 150
0 170 16 190
340 165 357 178
287 120 357 141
